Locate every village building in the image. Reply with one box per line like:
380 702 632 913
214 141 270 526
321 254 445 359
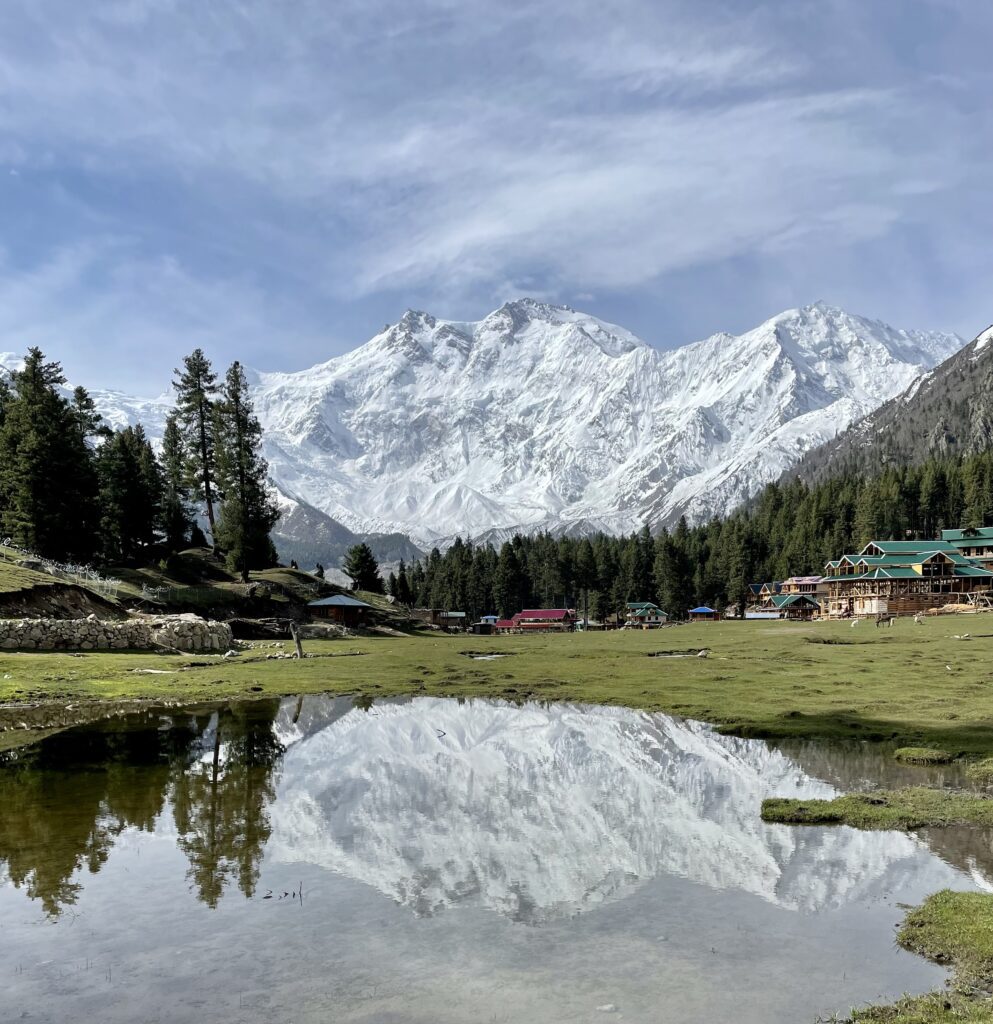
822 539 993 617
307 593 373 627
410 608 468 630
941 526 993 570
624 601 669 628
780 575 829 604
513 608 577 632
688 605 719 622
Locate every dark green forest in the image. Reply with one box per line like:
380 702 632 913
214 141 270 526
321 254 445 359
394 452 993 620
0 348 279 581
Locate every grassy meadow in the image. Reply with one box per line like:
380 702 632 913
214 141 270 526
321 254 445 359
2 614 993 754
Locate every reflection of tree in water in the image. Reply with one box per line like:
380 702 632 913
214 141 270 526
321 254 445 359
171 700 283 907
0 724 181 917
0 700 284 916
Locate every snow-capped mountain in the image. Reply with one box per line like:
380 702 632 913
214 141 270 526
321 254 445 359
4 300 962 550
246 299 960 545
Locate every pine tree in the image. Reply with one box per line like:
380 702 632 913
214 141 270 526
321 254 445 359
394 559 413 606
159 414 193 552
493 541 524 617
213 362 280 582
173 349 220 546
97 425 162 561
0 349 99 560
342 543 383 592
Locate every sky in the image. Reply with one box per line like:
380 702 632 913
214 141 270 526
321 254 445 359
0 0 990 394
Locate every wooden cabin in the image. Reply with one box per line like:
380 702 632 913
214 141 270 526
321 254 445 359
307 594 373 627
625 602 669 628
512 609 577 632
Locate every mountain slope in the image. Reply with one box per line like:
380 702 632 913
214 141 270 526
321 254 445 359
3 301 962 555
247 300 960 544
786 323 993 484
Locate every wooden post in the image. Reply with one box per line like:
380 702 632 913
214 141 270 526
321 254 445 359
290 622 304 660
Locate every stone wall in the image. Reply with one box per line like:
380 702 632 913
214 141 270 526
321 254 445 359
0 613 232 652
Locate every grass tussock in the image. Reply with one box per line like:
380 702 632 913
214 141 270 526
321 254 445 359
761 788 993 830
843 891 993 1022
895 747 956 765
966 759 993 786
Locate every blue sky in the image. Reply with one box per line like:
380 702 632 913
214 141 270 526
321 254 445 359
0 0 990 392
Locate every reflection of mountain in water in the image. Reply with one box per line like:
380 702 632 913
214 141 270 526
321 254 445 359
268 699 968 923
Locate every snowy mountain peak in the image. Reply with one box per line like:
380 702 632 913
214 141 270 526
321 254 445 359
77 300 964 551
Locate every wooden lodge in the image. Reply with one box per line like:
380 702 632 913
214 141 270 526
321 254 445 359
823 539 993 617
307 594 373 627
941 526 993 570
625 601 669 628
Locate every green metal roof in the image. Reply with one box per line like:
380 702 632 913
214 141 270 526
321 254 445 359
941 527 993 542
859 540 959 555
627 601 661 610
825 565 993 582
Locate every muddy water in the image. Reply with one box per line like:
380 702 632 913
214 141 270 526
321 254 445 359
0 696 987 1023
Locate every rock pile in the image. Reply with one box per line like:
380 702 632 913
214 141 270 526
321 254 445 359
0 613 232 652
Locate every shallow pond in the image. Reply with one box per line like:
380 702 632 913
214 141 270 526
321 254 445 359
1 696 989 1023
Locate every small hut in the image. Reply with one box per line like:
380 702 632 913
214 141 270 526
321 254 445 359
307 594 373 627
687 606 719 622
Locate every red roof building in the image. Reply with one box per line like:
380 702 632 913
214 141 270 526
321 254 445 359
512 609 576 631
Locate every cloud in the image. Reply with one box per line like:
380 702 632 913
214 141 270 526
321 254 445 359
0 0 988 381
0 239 330 389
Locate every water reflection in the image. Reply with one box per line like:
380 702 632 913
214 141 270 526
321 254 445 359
0 700 283 915
2 696 988 1024
268 697 988 921
1 695 990 922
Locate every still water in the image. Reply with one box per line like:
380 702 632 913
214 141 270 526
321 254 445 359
0 696 988 1023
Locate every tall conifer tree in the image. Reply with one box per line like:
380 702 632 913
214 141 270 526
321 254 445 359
173 349 219 545
159 414 194 551
213 361 280 582
0 349 99 560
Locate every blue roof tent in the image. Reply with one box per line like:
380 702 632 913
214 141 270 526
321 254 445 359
688 606 716 614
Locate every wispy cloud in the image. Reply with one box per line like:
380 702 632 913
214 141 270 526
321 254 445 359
0 0 989 387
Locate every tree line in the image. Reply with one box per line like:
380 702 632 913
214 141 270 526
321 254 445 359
0 348 279 582
386 451 993 620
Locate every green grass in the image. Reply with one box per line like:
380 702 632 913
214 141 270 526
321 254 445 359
966 759 993 786
3 617 993 753
762 788 993 830
844 891 993 1022
895 747 956 765
0 551 63 595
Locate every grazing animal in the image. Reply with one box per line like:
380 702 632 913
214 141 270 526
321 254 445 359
914 612 926 625
875 614 896 628
851 618 861 628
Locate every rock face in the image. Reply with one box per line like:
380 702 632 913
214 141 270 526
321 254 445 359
0 614 232 652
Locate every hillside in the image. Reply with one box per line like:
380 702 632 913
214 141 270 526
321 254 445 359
787 323 993 484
